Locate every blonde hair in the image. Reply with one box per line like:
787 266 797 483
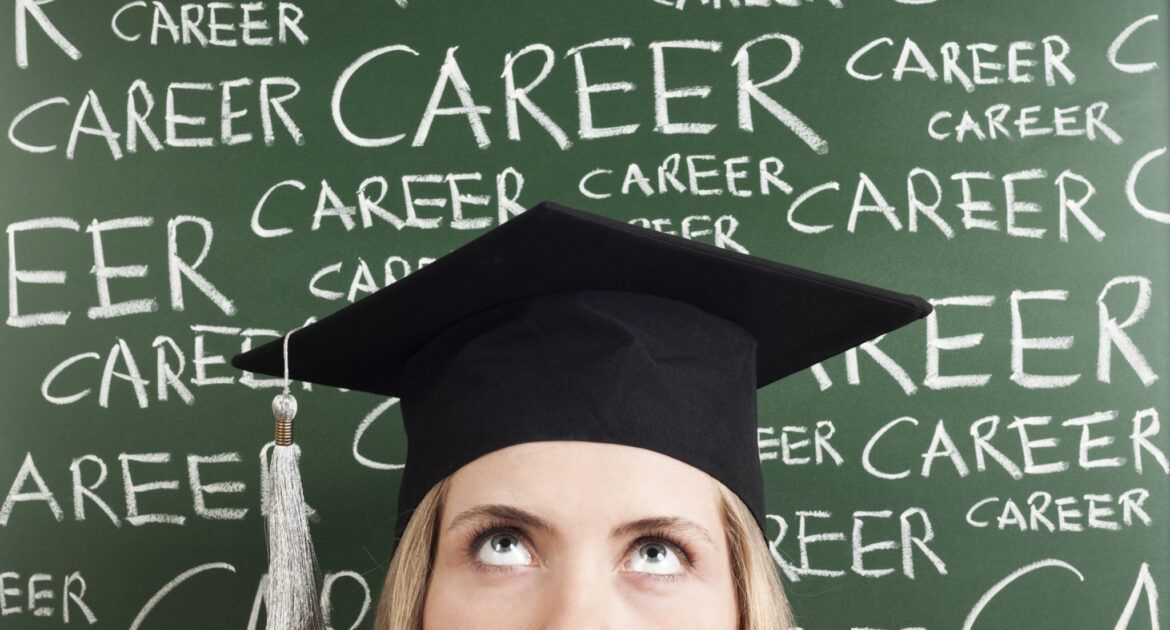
374 473 795 630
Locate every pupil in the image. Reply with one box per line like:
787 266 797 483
493 535 513 551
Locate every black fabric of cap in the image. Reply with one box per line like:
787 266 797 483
230 200 933 542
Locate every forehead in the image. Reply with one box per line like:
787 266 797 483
443 441 723 525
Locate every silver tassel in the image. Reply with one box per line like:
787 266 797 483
264 329 325 629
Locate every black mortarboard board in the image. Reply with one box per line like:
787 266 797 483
231 200 932 542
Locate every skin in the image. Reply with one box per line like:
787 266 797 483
421 440 739 629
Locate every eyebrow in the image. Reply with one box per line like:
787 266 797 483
446 504 717 548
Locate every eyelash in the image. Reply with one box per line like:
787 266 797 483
463 519 696 582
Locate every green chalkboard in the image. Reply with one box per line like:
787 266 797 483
2 0 1168 627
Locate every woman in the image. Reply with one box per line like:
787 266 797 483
230 200 932 629
378 440 794 629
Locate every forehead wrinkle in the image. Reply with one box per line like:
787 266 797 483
446 504 716 549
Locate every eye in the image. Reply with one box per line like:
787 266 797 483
475 530 534 567
465 523 694 580
627 539 687 576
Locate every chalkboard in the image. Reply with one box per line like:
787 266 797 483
2 0 1168 628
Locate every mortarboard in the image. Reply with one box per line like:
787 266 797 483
230 199 932 627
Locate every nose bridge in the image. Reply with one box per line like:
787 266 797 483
539 545 619 630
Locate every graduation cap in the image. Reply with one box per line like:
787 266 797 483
231 200 932 626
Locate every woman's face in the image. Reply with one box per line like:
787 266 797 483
421 440 739 629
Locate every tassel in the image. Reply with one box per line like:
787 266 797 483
263 329 326 630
